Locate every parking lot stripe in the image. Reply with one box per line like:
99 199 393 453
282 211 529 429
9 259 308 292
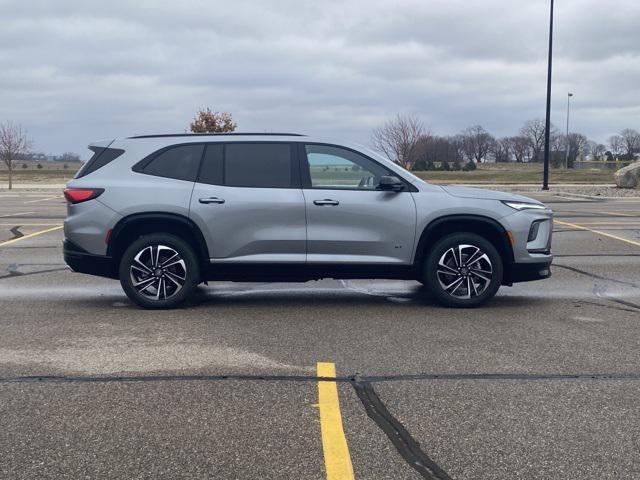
0 223 62 226
23 195 63 204
317 362 355 480
0 211 36 218
571 222 640 226
597 211 635 217
0 225 62 247
554 219 640 248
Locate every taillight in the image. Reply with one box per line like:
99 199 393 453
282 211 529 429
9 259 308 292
63 188 104 204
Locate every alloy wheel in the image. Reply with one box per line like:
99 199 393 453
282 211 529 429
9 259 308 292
436 244 493 299
129 244 187 300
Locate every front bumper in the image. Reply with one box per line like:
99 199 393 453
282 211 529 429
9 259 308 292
500 207 553 264
63 240 117 279
506 261 552 284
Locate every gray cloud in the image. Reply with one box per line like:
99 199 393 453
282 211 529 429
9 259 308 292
0 0 638 156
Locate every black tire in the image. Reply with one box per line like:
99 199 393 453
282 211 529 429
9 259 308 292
424 232 503 308
119 233 200 309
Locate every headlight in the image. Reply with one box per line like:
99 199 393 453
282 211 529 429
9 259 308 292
502 201 547 211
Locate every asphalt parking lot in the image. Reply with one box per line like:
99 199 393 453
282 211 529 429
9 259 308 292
1 189 640 479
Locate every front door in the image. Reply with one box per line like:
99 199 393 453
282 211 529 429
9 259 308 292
301 144 417 264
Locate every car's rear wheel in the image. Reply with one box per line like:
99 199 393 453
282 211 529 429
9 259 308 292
424 232 503 308
119 233 200 309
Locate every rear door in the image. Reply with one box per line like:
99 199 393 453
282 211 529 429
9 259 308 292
189 142 306 263
301 144 417 264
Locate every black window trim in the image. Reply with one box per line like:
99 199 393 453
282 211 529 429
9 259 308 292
299 142 418 192
195 141 302 189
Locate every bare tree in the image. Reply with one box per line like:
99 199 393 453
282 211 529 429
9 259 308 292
371 114 425 170
587 141 607 161
189 108 237 133
412 133 434 166
0 122 31 190
565 133 588 168
412 134 469 169
550 133 566 167
520 119 557 162
618 128 640 160
608 134 624 160
460 125 495 163
506 136 530 163
491 137 512 163
426 135 464 164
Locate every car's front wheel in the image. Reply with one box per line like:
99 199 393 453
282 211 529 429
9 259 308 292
424 232 503 308
119 233 200 309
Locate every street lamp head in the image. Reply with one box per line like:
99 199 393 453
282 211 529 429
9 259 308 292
568 92 574 97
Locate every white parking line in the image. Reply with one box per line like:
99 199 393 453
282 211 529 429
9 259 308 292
0 211 36 218
23 195 63 204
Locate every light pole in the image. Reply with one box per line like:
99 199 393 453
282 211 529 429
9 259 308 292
564 92 573 168
542 0 554 190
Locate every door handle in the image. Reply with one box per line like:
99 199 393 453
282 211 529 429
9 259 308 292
313 199 339 206
199 197 225 204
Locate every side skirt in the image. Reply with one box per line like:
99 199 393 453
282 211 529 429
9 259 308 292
204 263 416 282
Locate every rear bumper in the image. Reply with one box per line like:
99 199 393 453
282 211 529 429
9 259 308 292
63 240 117 279
506 261 552 284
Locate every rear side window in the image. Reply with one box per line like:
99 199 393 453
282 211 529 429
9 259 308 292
226 143 292 188
139 144 204 181
75 147 125 178
197 143 294 188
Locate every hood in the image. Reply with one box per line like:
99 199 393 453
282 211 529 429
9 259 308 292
439 185 542 204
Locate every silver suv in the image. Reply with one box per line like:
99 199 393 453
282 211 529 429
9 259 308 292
63 133 553 309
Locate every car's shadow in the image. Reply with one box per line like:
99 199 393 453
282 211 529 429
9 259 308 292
66 282 548 311
183 283 545 310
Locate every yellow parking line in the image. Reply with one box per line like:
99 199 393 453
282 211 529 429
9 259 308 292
23 195 63 204
317 362 354 480
554 219 640 248
0 225 63 247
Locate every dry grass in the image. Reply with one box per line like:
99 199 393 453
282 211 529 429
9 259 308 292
0 170 77 184
414 164 614 184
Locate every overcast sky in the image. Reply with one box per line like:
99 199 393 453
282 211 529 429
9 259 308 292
1 0 639 156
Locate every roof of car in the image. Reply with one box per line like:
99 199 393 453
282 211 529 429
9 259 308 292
92 133 329 151
127 133 306 139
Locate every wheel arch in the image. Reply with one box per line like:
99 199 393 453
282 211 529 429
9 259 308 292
107 212 210 268
414 214 515 282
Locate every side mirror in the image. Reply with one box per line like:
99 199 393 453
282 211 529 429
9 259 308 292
377 175 404 192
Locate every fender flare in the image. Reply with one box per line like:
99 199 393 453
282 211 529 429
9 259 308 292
414 214 515 266
107 212 210 263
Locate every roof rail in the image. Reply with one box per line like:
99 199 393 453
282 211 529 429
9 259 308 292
127 132 305 139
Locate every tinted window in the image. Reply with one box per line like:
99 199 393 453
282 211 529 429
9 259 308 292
305 144 389 190
225 143 291 188
197 144 224 185
142 144 203 181
75 147 125 178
